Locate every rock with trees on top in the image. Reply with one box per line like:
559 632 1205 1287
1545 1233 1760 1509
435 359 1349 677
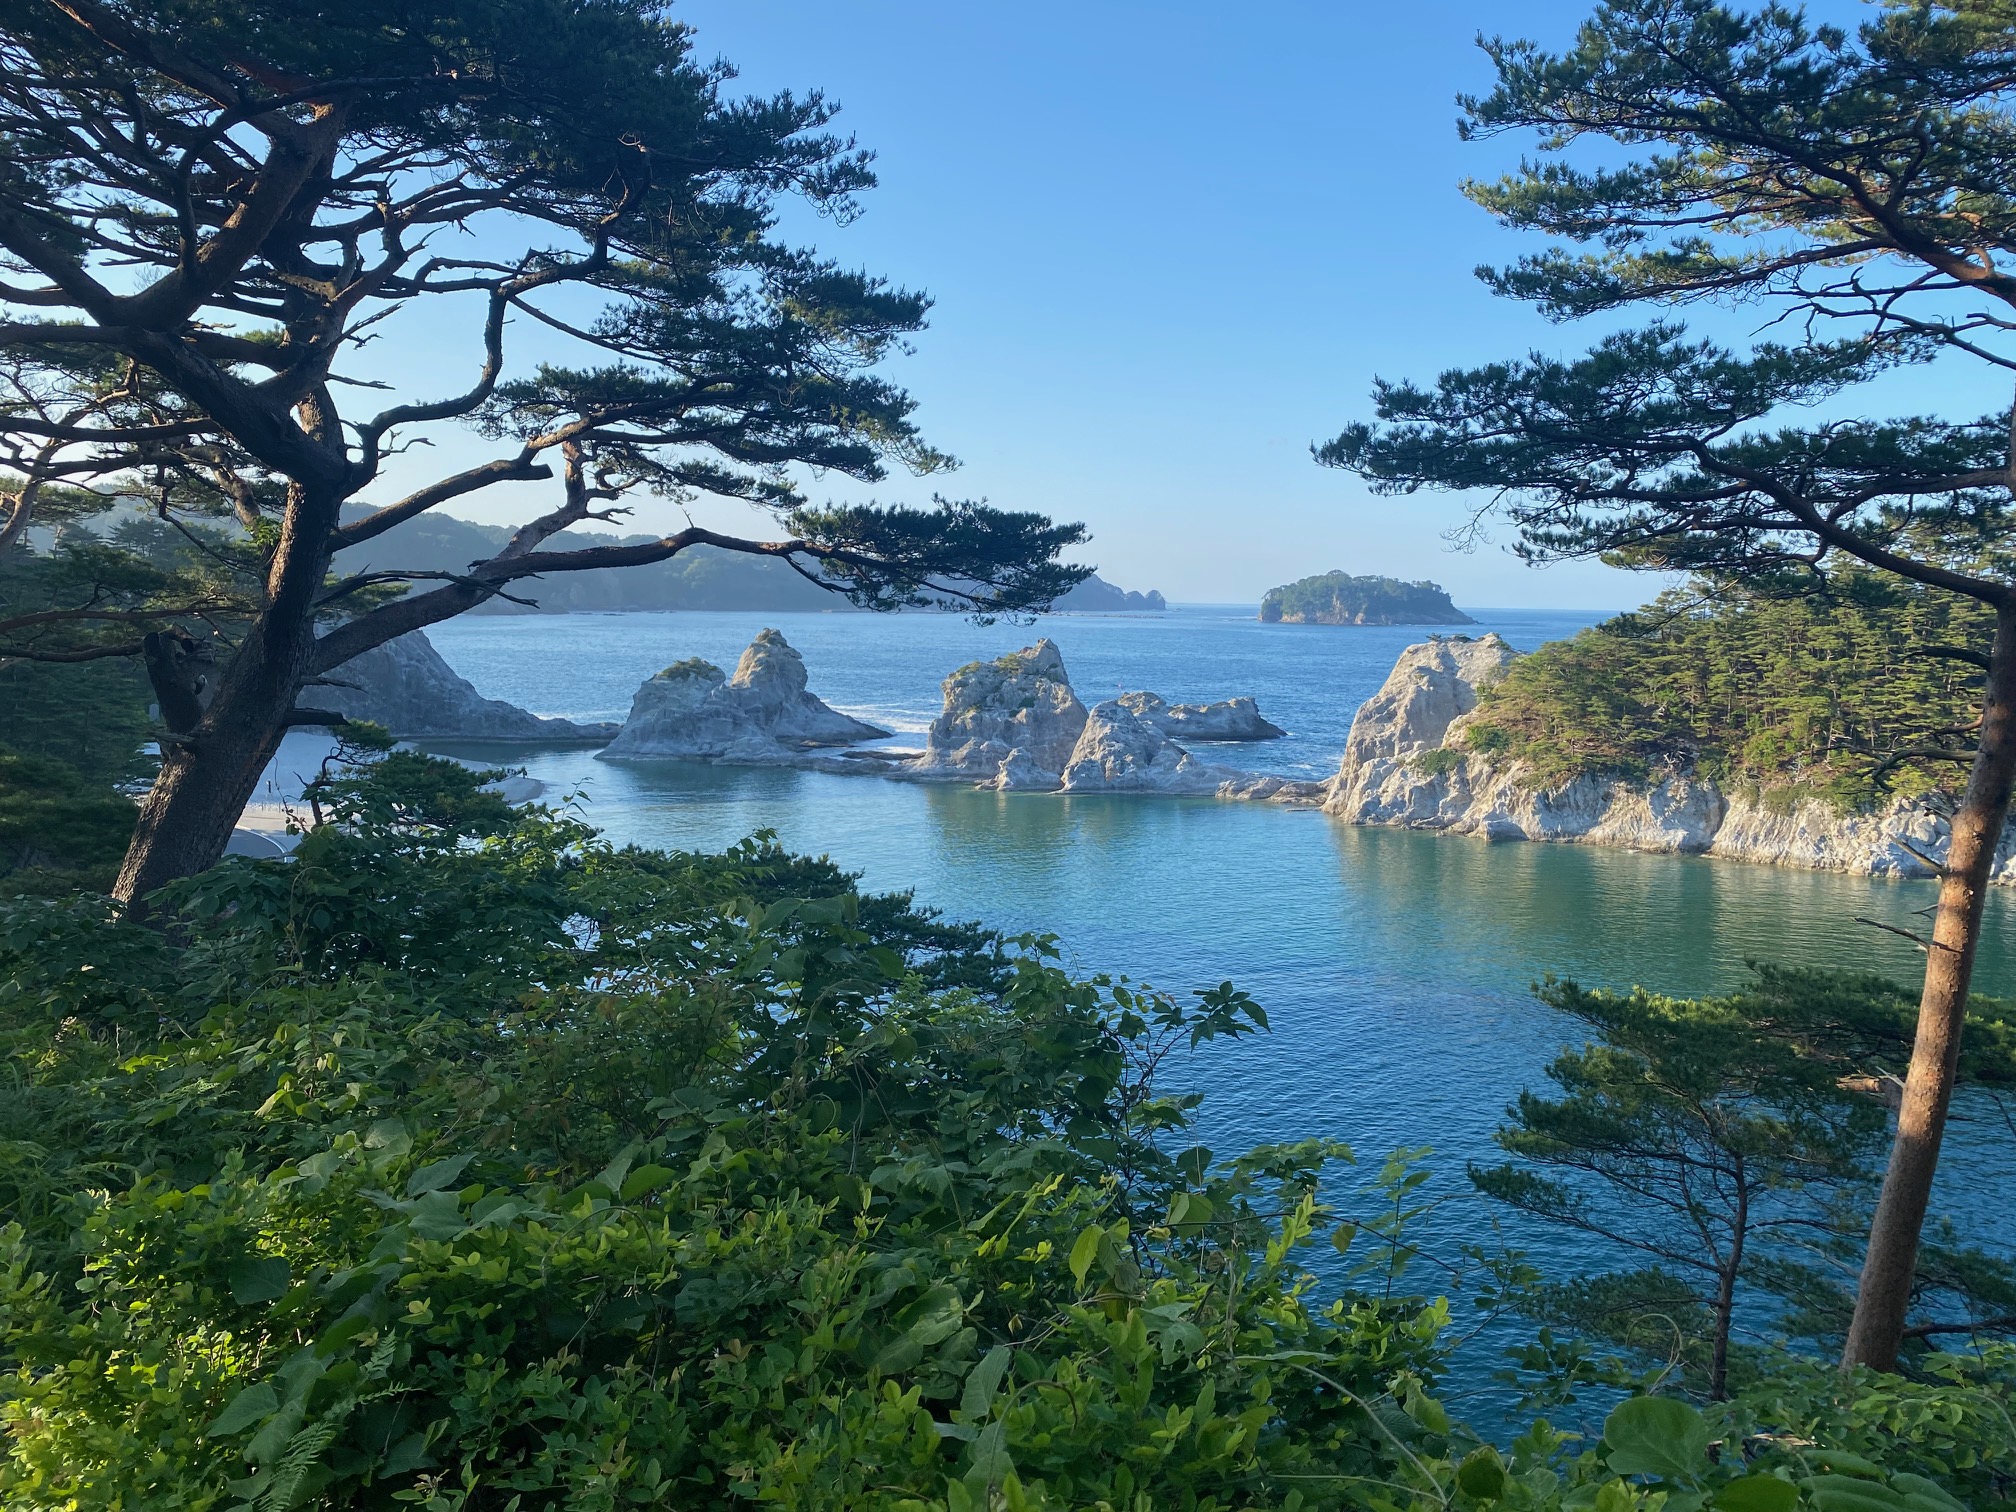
1259 572 1475 626
910 640 1268 794
1059 701 1240 794
598 629 888 763
912 639 1090 789
1327 626 2013 879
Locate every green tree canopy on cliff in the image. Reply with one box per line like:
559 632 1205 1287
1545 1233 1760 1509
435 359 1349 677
1320 0 2016 1372
0 0 1088 909
1461 570 1998 803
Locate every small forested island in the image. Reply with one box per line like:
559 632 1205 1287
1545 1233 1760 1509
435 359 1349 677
1259 570 1475 625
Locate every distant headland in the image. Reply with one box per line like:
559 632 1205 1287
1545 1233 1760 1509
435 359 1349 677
339 508 1165 615
1259 571 1476 626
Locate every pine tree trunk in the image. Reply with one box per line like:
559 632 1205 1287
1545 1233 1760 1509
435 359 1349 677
112 484 338 912
1710 1175 1747 1401
1843 606 2016 1370
111 694 293 908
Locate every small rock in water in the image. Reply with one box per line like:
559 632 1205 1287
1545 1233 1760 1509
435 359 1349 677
1117 691 1286 741
1060 700 1238 794
913 638 1088 789
319 629 616 742
599 628 888 762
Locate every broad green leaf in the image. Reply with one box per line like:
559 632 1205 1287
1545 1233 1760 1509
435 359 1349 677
1803 1476 1909 1512
380 1433 432 1475
1604 1395 1712 1482
205 1383 278 1438
1457 1447 1507 1501
965 1418 1013 1491
1888 1475 1966 1512
404 1188 467 1241
1068 1225 1101 1288
245 1395 308 1465
405 1153 474 1197
959 1345 1012 1422
364 1118 411 1161
227 1256 291 1305
619 1164 677 1201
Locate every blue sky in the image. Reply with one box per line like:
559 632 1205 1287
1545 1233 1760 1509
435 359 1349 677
670 0 1621 608
407 0 1972 611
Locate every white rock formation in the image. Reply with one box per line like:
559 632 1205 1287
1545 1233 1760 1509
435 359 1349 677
1060 700 1239 794
598 628 888 763
912 639 1089 789
319 630 616 742
1117 691 1287 741
1328 635 2016 881
1215 773 1333 804
1337 634 1518 767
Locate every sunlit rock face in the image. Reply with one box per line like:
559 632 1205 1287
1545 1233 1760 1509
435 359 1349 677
1328 633 2016 881
912 639 1089 790
1059 700 1235 794
1336 634 1518 768
598 628 887 763
321 629 616 742
1117 692 1286 742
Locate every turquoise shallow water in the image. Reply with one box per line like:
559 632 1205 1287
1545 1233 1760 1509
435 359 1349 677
403 605 2016 1407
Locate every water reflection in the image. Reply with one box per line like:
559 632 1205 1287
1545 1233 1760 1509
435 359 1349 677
396 747 2016 1401
1321 825 1988 999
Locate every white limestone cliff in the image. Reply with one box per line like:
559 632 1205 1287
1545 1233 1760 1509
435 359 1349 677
1327 634 2016 881
911 639 1089 789
1117 692 1287 741
1060 700 1239 794
598 628 888 763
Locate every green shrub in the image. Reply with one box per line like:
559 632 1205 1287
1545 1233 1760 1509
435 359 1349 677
0 754 2006 1508
1411 747 1467 779
0 750 136 894
0 754 1445 1510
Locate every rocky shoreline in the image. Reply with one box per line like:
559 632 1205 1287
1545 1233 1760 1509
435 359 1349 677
316 624 2009 882
1326 633 2016 884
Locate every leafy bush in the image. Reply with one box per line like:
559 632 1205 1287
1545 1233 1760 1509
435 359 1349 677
0 754 2007 1508
0 753 1447 1509
0 750 137 894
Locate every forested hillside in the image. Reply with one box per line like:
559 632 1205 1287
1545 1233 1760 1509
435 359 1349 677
1462 577 1995 809
339 510 1161 614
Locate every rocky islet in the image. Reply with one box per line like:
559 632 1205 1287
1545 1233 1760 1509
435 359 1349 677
328 622 2008 883
596 628 889 763
317 629 617 743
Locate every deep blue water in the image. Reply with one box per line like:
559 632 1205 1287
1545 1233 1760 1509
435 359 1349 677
379 604 2016 1414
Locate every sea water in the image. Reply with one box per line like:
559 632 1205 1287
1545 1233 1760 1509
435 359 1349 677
380 605 2016 1411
